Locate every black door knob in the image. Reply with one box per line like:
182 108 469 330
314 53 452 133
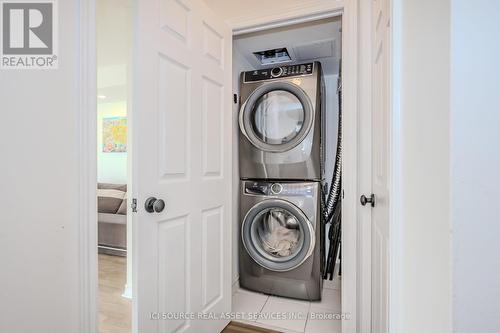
360 194 375 207
145 197 166 213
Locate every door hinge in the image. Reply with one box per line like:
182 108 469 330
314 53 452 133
131 198 138 213
233 94 238 104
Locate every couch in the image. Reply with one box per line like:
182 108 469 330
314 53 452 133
97 183 127 256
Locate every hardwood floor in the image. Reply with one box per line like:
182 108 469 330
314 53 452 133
222 321 282 333
99 254 131 333
98 255 279 333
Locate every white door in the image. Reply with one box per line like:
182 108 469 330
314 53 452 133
371 0 391 331
134 0 232 332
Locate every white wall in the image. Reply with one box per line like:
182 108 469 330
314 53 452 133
398 0 452 332
323 73 339 187
97 102 127 184
0 1 81 332
96 0 131 186
451 1 500 332
97 0 132 68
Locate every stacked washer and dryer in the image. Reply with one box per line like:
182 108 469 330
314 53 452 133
238 62 325 301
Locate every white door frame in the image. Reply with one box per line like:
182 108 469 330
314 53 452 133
76 1 386 333
388 0 403 332
78 0 98 332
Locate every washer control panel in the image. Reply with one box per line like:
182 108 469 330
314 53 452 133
243 62 314 82
244 181 314 197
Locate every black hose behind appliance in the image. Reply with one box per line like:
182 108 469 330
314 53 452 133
322 61 342 280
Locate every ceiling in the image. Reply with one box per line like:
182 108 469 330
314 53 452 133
233 17 342 75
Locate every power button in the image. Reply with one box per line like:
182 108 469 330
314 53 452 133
271 183 283 194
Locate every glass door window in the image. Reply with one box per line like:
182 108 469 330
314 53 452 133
242 200 314 272
240 82 314 153
252 91 304 145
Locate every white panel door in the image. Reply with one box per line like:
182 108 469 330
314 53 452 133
371 0 391 331
134 0 232 332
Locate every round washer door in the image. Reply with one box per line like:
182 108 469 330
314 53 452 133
239 82 314 153
241 199 315 272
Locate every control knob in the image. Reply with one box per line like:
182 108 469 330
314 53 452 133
271 183 283 194
271 67 283 78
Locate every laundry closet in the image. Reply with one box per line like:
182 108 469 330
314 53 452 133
230 16 343 332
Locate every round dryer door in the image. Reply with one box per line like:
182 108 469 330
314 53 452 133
239 82 314 153
241 199 315 272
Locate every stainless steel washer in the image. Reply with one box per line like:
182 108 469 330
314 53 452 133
238 62 325 181
239 180 323 301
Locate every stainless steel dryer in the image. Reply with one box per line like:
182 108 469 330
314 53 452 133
239 180 323 301
239 62 324 181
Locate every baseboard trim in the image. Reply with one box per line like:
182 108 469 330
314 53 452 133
232 277 240 294
122 284 132 299
223 321 282 333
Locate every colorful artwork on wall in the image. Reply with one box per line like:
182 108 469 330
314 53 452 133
103 117 127 153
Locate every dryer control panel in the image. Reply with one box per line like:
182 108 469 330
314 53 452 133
244 181 315 197
243 62 314 83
